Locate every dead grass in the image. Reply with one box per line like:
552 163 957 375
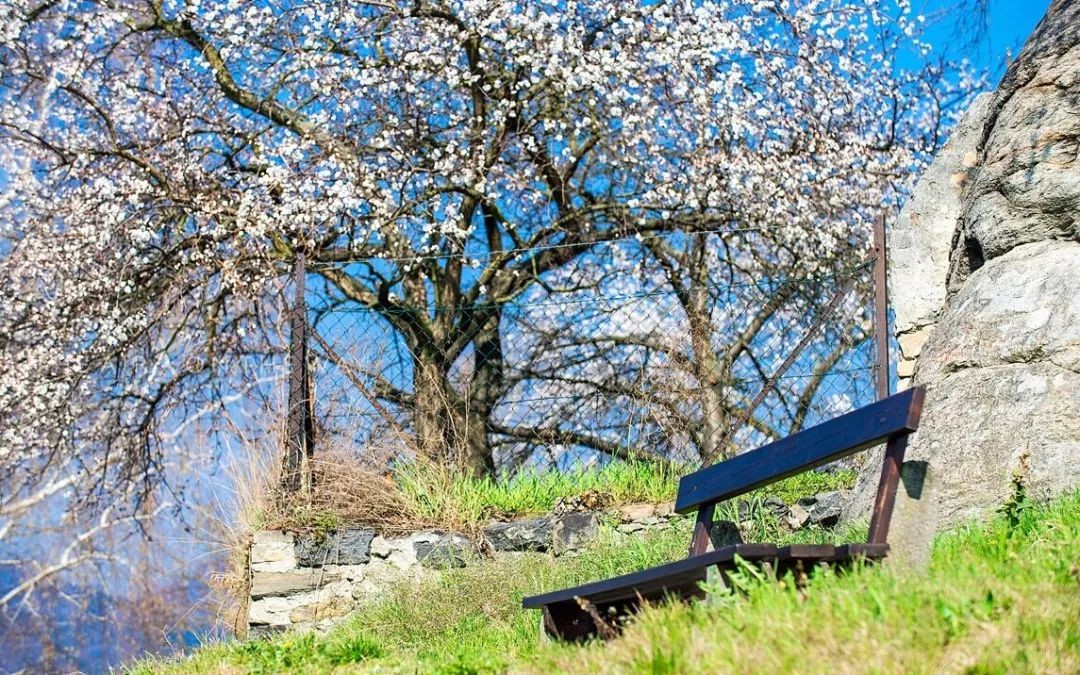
257 453 446 536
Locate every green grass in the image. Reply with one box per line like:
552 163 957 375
253 457 856 534
394 461 855 525
135 489 1080 674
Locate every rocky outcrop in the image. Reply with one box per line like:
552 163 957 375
851 0 1080 536
947 0 1080 290
888 93 992 384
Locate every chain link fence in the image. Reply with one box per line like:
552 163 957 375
282 228 885 483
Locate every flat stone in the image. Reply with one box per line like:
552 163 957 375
654 502 675 518
898 330 931 360
615 503 657 521
248 624 289 639
248 596 294 626
251 531 295 566
323 564 367 582
251 569 341 599
897 358 917 378
288 593 356 624
552 512 599 554
295 529 375 566
483 516 553 552
414 534 473 569
251 559 297 574
785 503 810 530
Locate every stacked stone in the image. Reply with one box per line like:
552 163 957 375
887 93 992 388
248 529 475 636
245 511 609 636
246 489 854 637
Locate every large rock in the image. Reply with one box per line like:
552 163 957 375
251 531 296 573
251 569 341 599
414 534 474 569
852 1 1080 537
852 242 1080 531
947 0 1079 289
915 241 1080 384
552 512 599 554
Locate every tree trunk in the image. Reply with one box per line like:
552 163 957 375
411 348 496 478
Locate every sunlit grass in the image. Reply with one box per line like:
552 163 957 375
134 489 1080 674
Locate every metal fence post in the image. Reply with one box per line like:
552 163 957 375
282 253 314 494
868 212 905 544
872 212 890 401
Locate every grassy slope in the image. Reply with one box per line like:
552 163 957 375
136 489 1080 675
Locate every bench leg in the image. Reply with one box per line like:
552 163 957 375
540 607 553 643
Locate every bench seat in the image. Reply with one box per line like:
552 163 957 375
522 387 925 641
524 543 889 640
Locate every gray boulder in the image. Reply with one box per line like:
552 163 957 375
851 2 1080 536
796 491 846 528
708 520 743 549
414 534 473 569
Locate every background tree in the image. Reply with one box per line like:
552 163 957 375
0 0 969 481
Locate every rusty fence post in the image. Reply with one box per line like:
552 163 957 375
872 212 890 401
282 253 314 494
867 212 905 544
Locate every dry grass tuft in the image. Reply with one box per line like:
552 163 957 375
258 453 445 536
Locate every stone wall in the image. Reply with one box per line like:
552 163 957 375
245 491 848 636
887 93 991 388
246 505 666 636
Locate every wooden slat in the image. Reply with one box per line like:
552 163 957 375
675 388 925 514
777 544 836 560
835 543 890 560
522 544 778 609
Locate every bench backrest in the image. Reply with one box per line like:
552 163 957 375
675 387 925 548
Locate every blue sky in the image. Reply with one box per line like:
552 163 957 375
918 0 1052 79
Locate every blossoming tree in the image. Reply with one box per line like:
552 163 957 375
1 0 974 523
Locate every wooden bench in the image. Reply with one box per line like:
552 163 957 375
522 386 925 641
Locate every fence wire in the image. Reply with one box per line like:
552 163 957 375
286 231 883 479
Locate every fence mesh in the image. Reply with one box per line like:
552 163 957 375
293 231 882 479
